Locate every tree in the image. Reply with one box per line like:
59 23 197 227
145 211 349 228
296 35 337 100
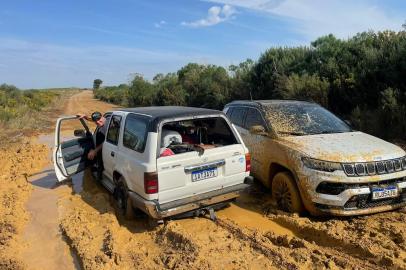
93 79 103 90
276 73 330 107
154 73 186 106
229 59 254 100
127 74 156 106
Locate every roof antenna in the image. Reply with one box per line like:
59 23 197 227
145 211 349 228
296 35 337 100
249 90 253 101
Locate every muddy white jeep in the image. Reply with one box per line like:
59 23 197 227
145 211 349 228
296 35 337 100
224 100 406 216
53 107 252 220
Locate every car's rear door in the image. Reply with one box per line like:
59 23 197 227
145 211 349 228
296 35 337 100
53 116 94 182
156 115 248 204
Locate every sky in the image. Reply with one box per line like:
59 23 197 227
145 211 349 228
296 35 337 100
0 0 405 89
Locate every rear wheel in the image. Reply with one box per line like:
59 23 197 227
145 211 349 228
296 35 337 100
272 172 304 214
114 177 135 220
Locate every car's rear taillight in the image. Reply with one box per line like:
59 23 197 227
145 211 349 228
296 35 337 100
245 153 251 172
144 172 158 194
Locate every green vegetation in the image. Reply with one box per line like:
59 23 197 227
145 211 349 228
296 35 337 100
93 79 103 90
0 84 73 131
94 30 406 140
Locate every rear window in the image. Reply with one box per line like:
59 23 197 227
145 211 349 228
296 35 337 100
159 117 238 157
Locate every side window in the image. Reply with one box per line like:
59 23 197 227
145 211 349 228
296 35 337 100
225 107 234 118
245 108 266 129
123 114 148 153
230 107 247 127
106 115 122 145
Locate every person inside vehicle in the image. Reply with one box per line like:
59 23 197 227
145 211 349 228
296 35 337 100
77 111 107 179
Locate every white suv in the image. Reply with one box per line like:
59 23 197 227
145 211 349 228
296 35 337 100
53 107 252 220
224 100 406 216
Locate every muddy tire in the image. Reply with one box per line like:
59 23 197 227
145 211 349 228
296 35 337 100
114 178 135 220
272 172 304 214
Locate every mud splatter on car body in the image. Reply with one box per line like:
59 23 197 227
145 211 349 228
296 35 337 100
224 100 406 215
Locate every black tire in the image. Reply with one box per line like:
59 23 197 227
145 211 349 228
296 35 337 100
114 177 135 220
271 172 304 214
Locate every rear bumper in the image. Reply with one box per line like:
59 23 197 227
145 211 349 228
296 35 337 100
129 178 252 219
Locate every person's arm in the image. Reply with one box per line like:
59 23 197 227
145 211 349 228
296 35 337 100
94 143 103 154
88 143 103 160
77 113 91 121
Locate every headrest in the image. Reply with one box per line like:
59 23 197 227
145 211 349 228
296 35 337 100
161 129 182 148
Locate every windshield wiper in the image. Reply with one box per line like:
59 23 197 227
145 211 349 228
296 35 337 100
277 131 307 136
307 130 349 135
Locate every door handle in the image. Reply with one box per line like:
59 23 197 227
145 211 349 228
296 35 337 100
111 151 115 157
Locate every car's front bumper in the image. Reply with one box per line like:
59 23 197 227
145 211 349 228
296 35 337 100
297 168 406 215
128 177 252 219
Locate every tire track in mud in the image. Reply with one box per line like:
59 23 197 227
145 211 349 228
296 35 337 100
216 183 385 269
267 212 406 269
59 170 278 269
215 216 379 270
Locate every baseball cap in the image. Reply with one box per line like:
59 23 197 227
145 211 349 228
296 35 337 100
91 111 102 122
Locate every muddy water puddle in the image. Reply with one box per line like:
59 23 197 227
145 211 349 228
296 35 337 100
217 203 295 236
22 134 81 270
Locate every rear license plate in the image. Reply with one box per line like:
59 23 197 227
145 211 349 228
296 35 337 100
371 186 399 200
191 168 218 182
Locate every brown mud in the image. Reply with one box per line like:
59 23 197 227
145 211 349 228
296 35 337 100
2 90 406 269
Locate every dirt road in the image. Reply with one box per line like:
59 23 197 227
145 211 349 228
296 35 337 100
2 90 406 269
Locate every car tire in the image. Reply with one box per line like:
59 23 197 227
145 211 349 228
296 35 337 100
272 172 304 214
114 177 135 220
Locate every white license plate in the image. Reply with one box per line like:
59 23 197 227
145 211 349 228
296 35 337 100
371 186 399 200
191 168 218 182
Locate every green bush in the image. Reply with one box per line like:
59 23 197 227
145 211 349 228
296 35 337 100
0 84 62 129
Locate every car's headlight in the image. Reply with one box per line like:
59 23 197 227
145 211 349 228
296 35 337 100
301 157 342 172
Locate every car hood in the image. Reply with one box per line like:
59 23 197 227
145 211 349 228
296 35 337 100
279 131 405 162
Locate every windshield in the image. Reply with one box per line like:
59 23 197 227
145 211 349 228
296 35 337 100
263 103 352 136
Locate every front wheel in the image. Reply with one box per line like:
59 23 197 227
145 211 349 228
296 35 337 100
272 172 304 214
114 178 135 220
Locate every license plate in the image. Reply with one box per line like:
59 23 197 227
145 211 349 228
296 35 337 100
371 186 399 200
191 168 218 182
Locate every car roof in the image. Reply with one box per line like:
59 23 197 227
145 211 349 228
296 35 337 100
225 99 316 109
117 106 224 132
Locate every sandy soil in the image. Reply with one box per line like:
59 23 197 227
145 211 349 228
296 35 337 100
2 90 406 270
0 138 48 269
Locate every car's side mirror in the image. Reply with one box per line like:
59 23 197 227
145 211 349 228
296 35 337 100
249 125 267 135
74 129 86 137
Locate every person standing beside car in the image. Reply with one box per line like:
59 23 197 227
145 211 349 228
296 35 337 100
77 111 107 179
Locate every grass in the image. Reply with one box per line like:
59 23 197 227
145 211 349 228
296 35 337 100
0 84 81 145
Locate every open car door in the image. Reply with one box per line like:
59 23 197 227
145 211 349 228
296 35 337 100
53 116 94 182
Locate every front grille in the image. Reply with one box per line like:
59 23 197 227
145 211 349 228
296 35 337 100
342 156 406 177
394 160 402 171
386 161 394 173
316 178 406 195
366 163 375 175
344 189 406 210
376 162 385 174
343 164 355 176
